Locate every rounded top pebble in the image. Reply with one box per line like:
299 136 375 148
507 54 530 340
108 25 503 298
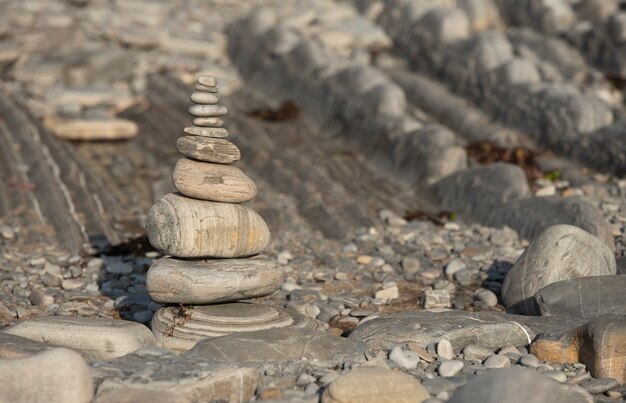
197 75 217 87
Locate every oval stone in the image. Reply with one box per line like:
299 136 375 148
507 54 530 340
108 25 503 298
189 104 227 117
197 75 216 86
192 117 224 127
184 126 228 137
146 193 270 258
190 92 218 104
151 303 317 351
146 256 283 304
172 158 257 202
53 119 138 140
176 136 240 164
195 84 218 93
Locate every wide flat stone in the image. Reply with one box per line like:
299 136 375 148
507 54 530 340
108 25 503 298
502 225 616 314
531 315 626 382
53 119 138 141
176 136 240 163
448 367 592 403
535 275 626 318
172 158 257 203
183 126 228 137
90 347 257 402
188 104 227 117
189 327 367 370
146 255 283 304
322 367 429 403
0 348 93 403
0 332 56 358
194 84 218 93
349 310 587 352
152 303 319 351
190 92 218 105
146 193 270 258
3 316 156 359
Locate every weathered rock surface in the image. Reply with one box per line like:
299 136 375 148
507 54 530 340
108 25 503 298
502 225 616 314
0 348 93 403
190 327 368 370
448 367 592 403
146 256 283 304
90 347 258 402
152 303 319 351
535 275 626 318
3 316 156 359
531 315 626 382
172 158 257 202
176 136 240 163
349 310 587 352
183 126 228 137
322 367 429 403
93 388 185 403
0 332 56 358
146 193 270 258
53 119 138 140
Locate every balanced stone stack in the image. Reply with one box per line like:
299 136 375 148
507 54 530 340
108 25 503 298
146 75 316 350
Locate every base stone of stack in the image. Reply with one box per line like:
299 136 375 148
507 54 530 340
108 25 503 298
146 193 270 258
151 303 320 351
146 256 283 304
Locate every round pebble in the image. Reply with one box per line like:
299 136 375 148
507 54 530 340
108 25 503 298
483 354 510 369
389 345 420 369
438 360 464 377
437 339 454 360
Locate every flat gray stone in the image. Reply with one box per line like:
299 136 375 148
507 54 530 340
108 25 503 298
176 136 240 164
349 310 587 352
188 104 227 118
194 84 218 93
183 126 228 137
146 256 283 304
152 303 320 351
448 368 592 403
502 225 616 314
0 348 93 403
90 347 257 402
3 316 156 359
190 92 218 105
535 275 626 318
190 117 224 127
189 327 368 370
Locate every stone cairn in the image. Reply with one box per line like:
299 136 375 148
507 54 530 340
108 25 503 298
145 75 316 350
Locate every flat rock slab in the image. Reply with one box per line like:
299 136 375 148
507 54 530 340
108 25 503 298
531 315 626 382
176 136 240 163
53 119 138 141
146 193 270 258
0 332 56 358
152 303 320 351
146 255 283 304
502 225 616 314
90 347 258 402
349 310 587 352
322 367 429 403
190 327 369 370
448 367 592 403
184 126 228 136
3 316 156 359
0 348 93 403
535 275 626 318
172 158 257 203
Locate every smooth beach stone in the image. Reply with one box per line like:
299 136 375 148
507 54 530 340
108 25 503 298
91 348 258 402
184 126 228 137
194 84 218 93
151 303 318 351
197 75 217 86
502 225 616 314
3 316 156 359
176 136 240 164
191 117 224 127
146 193 270 258
188 104 227 117
0 348 93 403
172 158 257 203
190 327 368 369
448 367 592 403
53 119 138 140
322 367 429 403
190 92 218 104
146 256 283 304
535 275 626 318
0 332 56 358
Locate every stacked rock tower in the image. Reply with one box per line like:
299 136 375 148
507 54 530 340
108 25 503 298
146 75 315 350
